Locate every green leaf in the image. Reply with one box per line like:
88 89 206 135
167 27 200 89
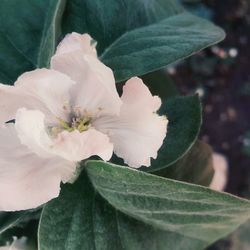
39 171 206 250
86 160 250 248
0 210 39 234
141 95 201 172
228 220 250 250
101 12 225 81
115 213 206 250
62 0 183 53
0 0 66 84
155 140 214 186
141 70 178 100
38 171 123 250
63 1 224 81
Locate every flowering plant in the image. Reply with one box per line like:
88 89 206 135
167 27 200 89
0 1 249 250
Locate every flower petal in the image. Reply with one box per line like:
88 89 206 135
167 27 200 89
55 32 97 57
15 68 75 121
121 77 162 112
0 124 76 211
14 108 113 163
0 84 48 125
209 153 228 191
51 128 114 162
0 68 75 124
15 108 53 158
51 34 121 116
93 77 168 168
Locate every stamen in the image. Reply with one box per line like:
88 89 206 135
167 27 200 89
53 116 91 134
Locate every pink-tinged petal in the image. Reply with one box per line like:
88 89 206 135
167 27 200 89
209 153 228 191
121 77 162 112
14 108 113 164
15 68 75 121
15 108 53 158
51 51 121 116
0 84 50 125
0 125 76 211
0 69 75 124
55 32 97 57
93 77 168 168
51 129 113 162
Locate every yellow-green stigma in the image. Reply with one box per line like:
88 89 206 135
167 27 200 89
57 116 91 133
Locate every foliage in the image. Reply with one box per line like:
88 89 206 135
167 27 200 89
0 1 248 250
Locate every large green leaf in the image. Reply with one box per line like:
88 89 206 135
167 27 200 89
86 161 250 248
228 220 250 250
101 12 225 81
155 140 214 187
0 0 65 84
38 171 206 250
63 1 225 81
62 0 183 53
38 171 122 250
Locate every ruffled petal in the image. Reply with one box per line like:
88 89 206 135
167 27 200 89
51 34 121 116
0 125 76 211
51 129 114 162
0 68 75 124
55 32 97 57
93 77 168 168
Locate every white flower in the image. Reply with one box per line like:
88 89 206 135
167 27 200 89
0 237 27 250
0 33 168 211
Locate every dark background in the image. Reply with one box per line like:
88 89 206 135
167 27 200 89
174 1 250 248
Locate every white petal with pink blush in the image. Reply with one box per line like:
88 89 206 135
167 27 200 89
0 32 168 211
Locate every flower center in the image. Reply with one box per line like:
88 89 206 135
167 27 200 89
50 115 91 136
58 116 91 133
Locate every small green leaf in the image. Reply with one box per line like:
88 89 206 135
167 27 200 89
141 70 178 99
143 95 202 172
0 210 39 234
155 140 214 187
86 160 250 248
0 0 66 84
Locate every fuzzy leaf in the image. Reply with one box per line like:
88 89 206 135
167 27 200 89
38 171 205 250
62 1 225 81
86 161 250 247
154 140 214 187
101 12 225 81
0 0 66 84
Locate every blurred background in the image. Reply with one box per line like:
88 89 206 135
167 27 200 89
174 1 250 249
